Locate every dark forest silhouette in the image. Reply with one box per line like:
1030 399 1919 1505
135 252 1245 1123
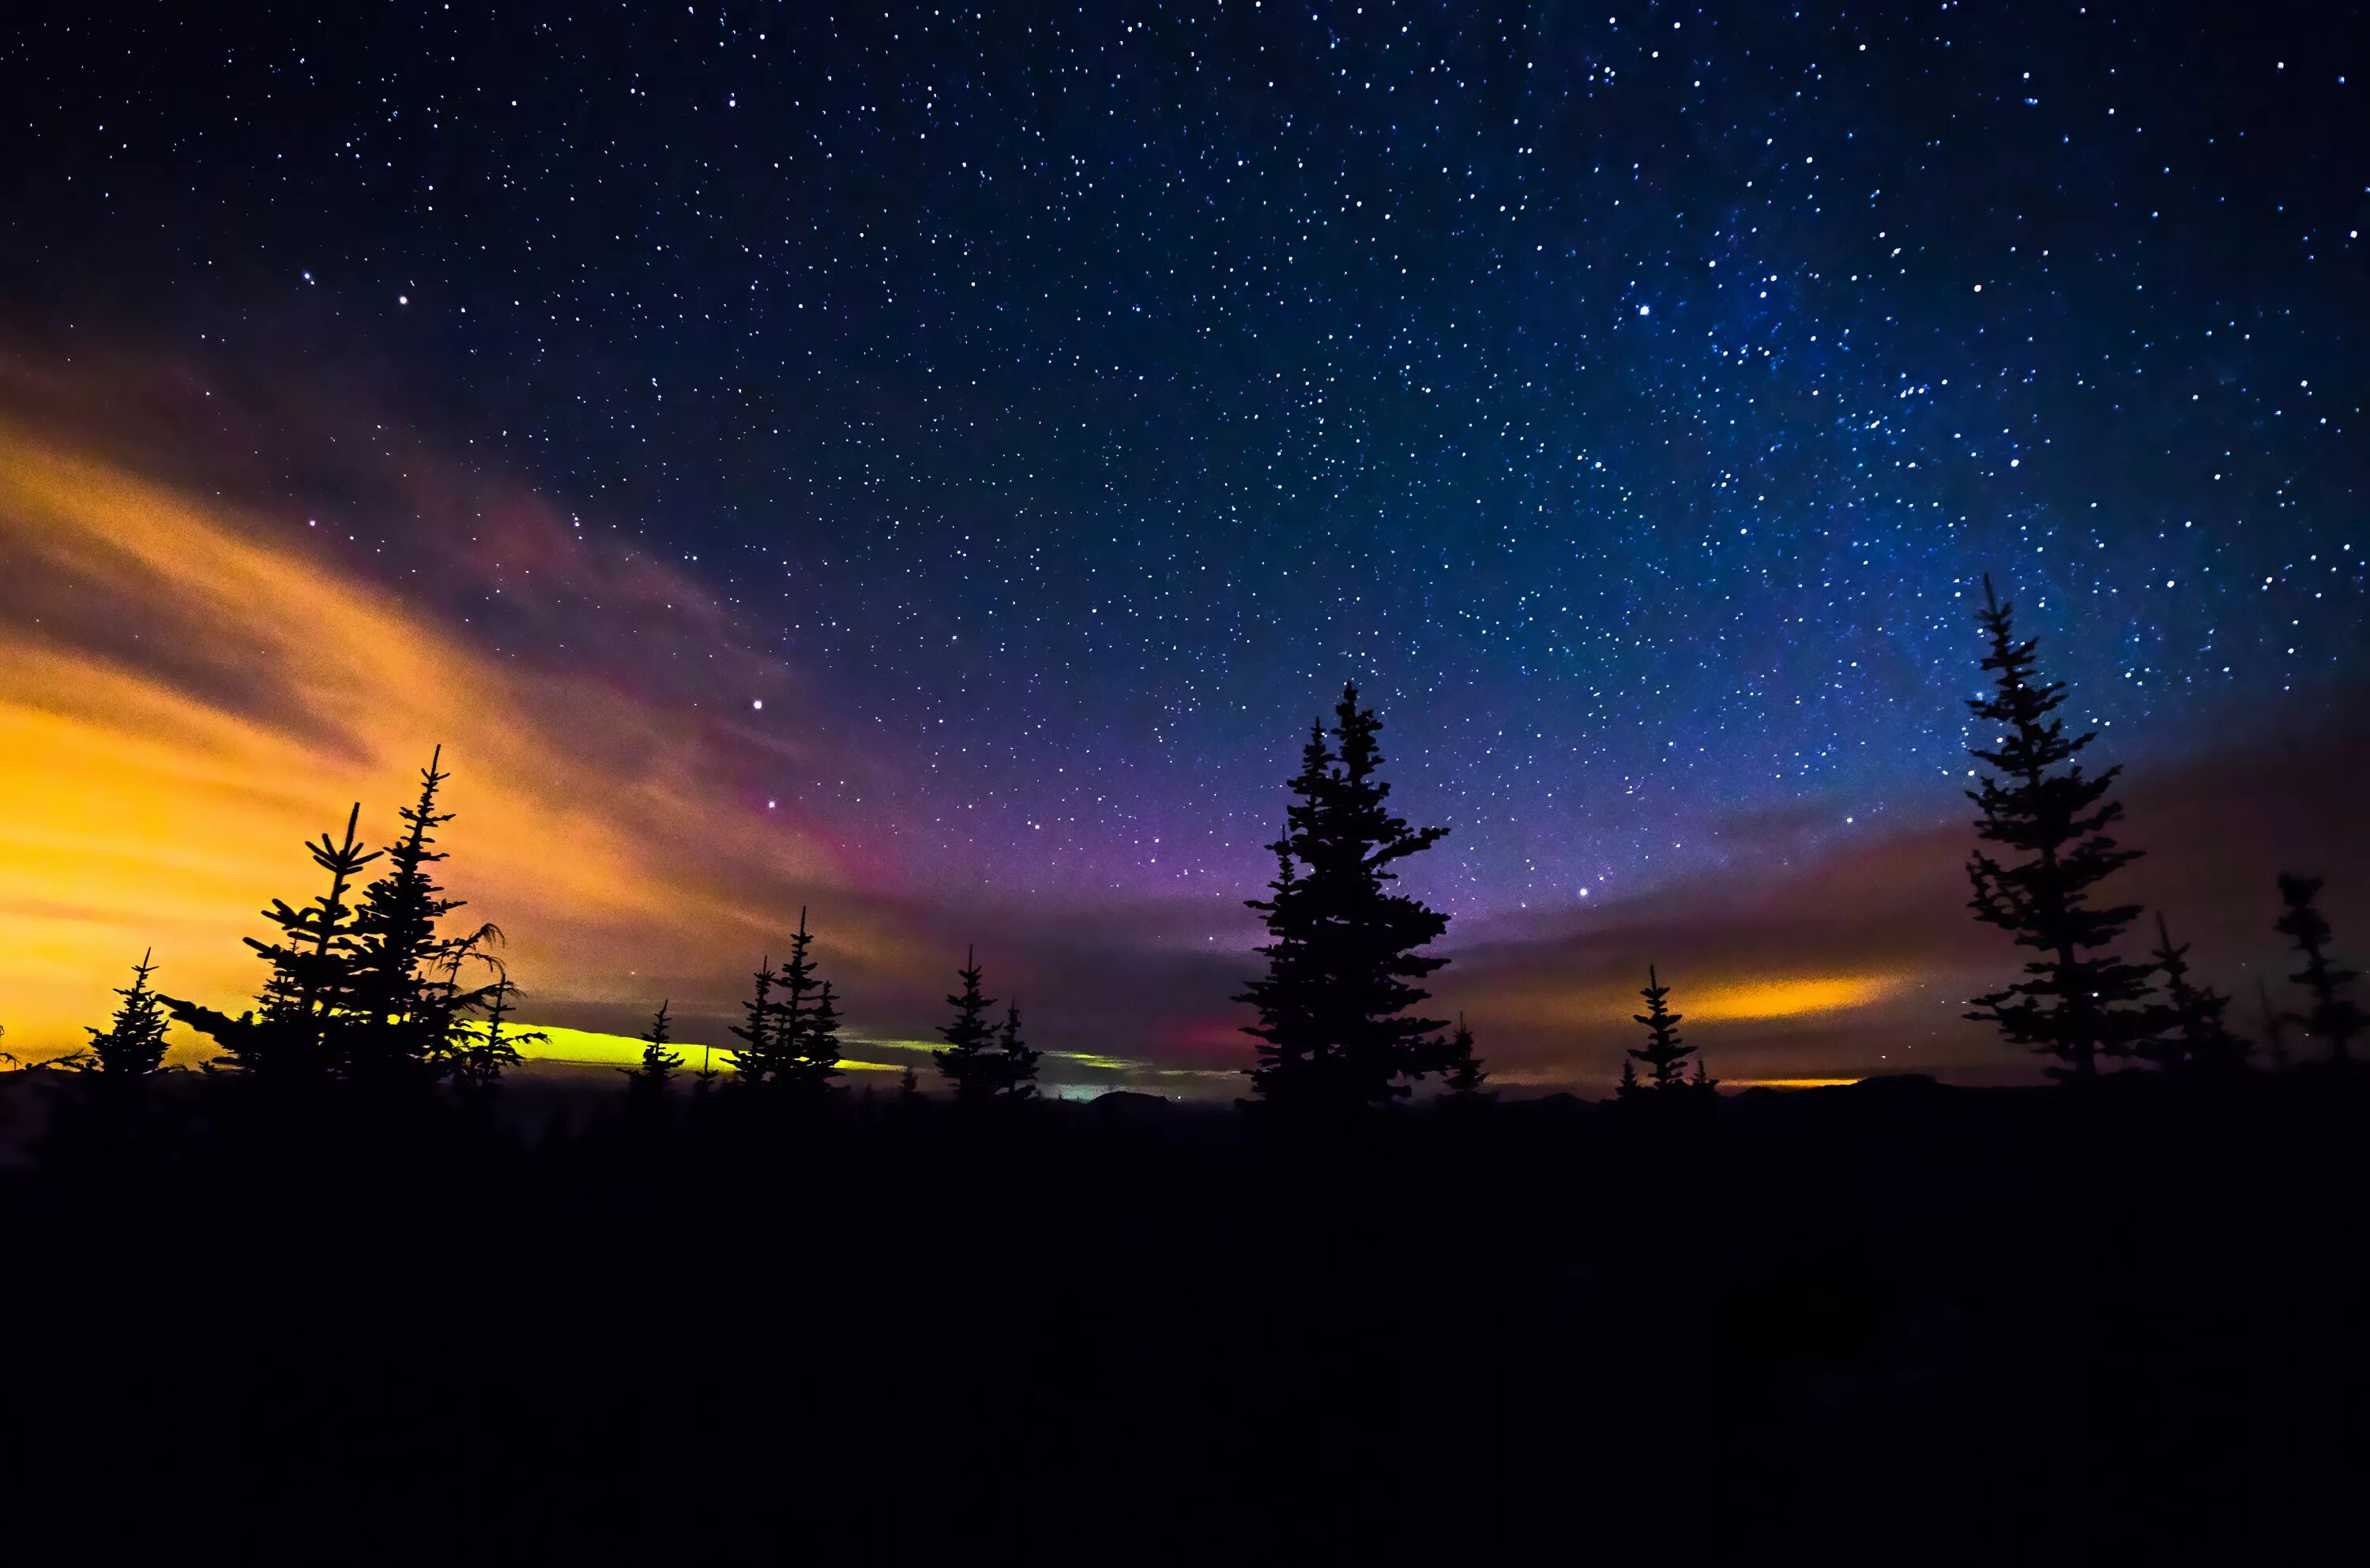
2 578 2364 1562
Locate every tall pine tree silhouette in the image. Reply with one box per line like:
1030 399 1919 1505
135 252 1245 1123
2139 913 2250 1072
1963 577 2154 1078
348 746 495 1082
789 978 844 1095
935 947 1000 1104
2275 874 2361 1064
1630 965 1695 1090
163 803 382 1078
728 957 780 1084
1237 682 1450 1109
77 949 171 1080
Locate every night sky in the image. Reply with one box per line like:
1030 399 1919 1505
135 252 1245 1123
2 2 2364 1089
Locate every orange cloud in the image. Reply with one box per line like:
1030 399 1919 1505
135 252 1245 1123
1686 972 1910 1023
0 427 893 1058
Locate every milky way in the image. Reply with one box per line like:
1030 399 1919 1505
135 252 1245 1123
4 4 2364 1081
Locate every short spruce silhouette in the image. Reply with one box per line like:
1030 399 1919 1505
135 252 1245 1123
1629 965 1696 1091
450 968 540 1090
623 1000 683 1092
75 949 171 1081
1438 1014 1489 1100
995 999 1040 1100
935 947 1003 1104
2139 913 2250 1073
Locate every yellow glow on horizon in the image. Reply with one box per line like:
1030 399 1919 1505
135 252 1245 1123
483 1022 902 1074
1683 973 1908 1022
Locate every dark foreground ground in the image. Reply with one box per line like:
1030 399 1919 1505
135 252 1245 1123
1 1070 2362 1565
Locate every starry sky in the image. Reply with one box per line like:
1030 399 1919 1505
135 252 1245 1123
2 2 2364 1089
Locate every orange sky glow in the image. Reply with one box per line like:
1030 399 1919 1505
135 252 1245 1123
0 427 899 1061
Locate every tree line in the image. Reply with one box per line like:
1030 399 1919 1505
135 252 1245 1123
37 577 2364 1107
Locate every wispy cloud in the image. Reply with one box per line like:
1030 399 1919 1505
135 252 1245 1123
0 422 891 1055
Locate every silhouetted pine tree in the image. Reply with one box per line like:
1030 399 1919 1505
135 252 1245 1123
623 1000 683 1089
898 1063 922 1104
78 949 170 1080
1240 829 1320 1091
730 908 839 1090
1237 682 1451 1109
1616 1058 1642 1100
163 803 382 1078
348 746 494 1082
1630 965 1695 1089
784 978 844 1095
2275 874 2361 1064
727 957 780 1085
1439 1014 1488 1099
452 971 539 1089
2139 913 2250 1073
1691 1056 1719 1097
935 948 999 1104
995 1000 1040 1100
1962 577 2155 1079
